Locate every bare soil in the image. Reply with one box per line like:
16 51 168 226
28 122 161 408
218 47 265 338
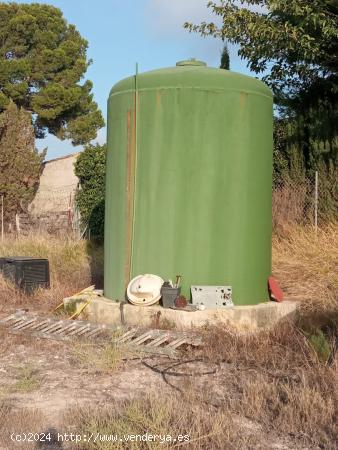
0 325 334 450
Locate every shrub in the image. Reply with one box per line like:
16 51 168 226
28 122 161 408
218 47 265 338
74 143 106 241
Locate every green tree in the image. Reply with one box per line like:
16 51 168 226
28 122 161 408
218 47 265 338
0 3 104 145
185 0 337 134
185 1 337 96
273 118 290 186
220 43 230 69
74 143 106 240
0 101 45 225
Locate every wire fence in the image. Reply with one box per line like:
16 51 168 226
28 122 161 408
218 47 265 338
272 171 320 232
0 182 81 238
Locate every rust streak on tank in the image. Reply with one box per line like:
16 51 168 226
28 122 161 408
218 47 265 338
125 109 134 288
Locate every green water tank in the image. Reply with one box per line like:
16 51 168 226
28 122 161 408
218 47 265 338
105 59 273 305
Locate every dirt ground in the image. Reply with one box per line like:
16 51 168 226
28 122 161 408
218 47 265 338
0 319 333 450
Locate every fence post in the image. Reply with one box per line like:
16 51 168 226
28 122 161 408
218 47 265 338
15 213 20 235
314 171 318 233
1 195 3 242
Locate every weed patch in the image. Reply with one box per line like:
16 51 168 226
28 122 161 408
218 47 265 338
71 342 122 373
13 365 41 393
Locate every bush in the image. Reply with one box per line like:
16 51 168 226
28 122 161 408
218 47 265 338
74 143 106 241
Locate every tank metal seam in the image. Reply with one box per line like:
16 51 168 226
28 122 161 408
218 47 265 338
124 110 133 289
109 87 272 100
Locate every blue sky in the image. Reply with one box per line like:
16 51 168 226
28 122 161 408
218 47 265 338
7 0 254 159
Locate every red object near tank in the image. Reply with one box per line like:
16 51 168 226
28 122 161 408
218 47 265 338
174 295 188 309
268 276 284 302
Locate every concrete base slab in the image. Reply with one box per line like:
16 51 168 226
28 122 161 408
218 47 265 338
63 293 299 332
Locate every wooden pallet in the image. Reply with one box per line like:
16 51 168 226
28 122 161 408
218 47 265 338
0 312 202 357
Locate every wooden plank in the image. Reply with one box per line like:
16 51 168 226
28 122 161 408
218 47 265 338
115 328 138 343
0 314 17 324
146 334 170 347
12 318 37 330
74 325 92 336
26 331 72 342
28 320 52 331
67 325 91 336
0 313 202 357
36 322 64 334
34 322 58 333
54 323 79 335
85 328 105 338
167 337 188 349
8 317 26 327
130 332 153 345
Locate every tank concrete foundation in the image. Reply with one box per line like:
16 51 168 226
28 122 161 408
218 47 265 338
63 293 298 332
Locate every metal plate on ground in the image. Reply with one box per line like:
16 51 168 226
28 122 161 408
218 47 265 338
191 285 233 308
0 312 202 358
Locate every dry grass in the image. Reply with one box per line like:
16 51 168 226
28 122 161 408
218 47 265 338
0 233 90 282
272 183 312 231
196 322 338 447
199 322 318 369
0 400 46 450
234 371 337 444
0 233 96 312
273 223 337 303
64 363 337 449
63 394 262 450
272 223 338 332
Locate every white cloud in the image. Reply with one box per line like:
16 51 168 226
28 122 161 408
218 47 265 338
146 0 266 37
144 0 223 66
144 1 261 72
146 0 216 38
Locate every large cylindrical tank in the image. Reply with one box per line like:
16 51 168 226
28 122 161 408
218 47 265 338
105 59 273 305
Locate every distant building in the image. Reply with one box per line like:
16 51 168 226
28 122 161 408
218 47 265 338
27 153 80 234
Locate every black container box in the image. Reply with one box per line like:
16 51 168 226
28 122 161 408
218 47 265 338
0 257 7 272
2 257 50 294
161 283 181 309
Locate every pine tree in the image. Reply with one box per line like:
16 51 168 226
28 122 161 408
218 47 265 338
0 3 104 145
0 102 45 226
220 44 230 70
